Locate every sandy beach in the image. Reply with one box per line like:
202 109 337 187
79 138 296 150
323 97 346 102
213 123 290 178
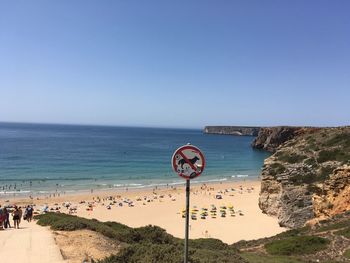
1 179 286 244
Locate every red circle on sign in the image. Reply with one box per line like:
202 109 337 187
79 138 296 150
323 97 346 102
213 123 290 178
172 145 205 180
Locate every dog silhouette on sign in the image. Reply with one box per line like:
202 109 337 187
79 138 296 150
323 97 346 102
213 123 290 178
178 156 199 169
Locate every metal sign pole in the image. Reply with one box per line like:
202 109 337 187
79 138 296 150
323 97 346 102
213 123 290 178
184 179 190 263
172 144 205 263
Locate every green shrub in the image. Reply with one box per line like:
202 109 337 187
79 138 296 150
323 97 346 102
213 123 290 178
264 236 329 256
318 149 349 163
274 227 310 239
306 136 316 143
316 219 350 232
335 227 350 239
190 247 246 263
241 252 305 263
344 249 350 259
35 213 174 244
290 172 317 185
317 149 337 163
325 133 350 148
269 163 286 176
318 166 334 180
306 184 323 195
99 242 246 263
133 225 177 244
305 158 317 166
306 142 320 151
36 213 247 263
36 213 91 231
277 153 306 164
189 238 230 250
99 243 184 263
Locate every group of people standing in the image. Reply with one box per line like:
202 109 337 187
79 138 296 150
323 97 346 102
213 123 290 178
0 205 34 230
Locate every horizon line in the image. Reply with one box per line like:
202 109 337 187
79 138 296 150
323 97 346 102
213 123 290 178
0 120 203 130
1 120 348 130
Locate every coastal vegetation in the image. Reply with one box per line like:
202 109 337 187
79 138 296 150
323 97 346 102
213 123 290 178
35 211 350 262
236 211 350 262
35 213 246 263
344 249 350 259
264 236 329 256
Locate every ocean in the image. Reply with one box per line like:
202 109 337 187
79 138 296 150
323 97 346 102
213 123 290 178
0 122 270 196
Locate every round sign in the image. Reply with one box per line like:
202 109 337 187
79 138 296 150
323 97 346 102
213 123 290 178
172 145 205 180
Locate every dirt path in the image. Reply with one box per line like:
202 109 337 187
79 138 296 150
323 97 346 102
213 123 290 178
0 220 65 263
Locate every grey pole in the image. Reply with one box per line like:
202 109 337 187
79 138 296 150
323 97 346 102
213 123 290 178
184 179 190 263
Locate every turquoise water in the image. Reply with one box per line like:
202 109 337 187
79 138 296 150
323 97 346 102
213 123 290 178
0 123 270 195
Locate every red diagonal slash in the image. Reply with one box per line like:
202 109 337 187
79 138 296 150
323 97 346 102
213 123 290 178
178 150 200 175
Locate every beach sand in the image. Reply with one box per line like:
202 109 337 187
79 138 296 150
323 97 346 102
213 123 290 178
1 180 286 244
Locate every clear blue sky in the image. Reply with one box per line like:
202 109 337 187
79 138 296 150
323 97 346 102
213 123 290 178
1 1 349 128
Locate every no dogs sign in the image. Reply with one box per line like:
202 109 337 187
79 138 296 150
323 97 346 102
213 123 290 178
172 144 206 262
172 145 205 180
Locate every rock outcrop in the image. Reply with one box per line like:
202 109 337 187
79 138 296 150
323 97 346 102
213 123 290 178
259 127 350 228
204 126 260 136
313 165 350 219
251 126 319 152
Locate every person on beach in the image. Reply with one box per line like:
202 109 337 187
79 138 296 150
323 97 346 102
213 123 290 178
12 206 21 229
4 207 11 229
25 205 33 222
18 207 23 223
0 205 4 230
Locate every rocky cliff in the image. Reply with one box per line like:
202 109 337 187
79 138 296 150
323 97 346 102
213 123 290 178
313 165 350 219
251 126 319 152
204 126 260 136
259 127 350 228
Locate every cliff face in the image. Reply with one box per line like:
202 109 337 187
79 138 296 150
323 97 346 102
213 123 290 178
313 165 350 219
204 126 260 136
259 127 350 228
251 126 319 152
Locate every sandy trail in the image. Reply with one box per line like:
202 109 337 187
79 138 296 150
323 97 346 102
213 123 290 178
0 220 65 263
